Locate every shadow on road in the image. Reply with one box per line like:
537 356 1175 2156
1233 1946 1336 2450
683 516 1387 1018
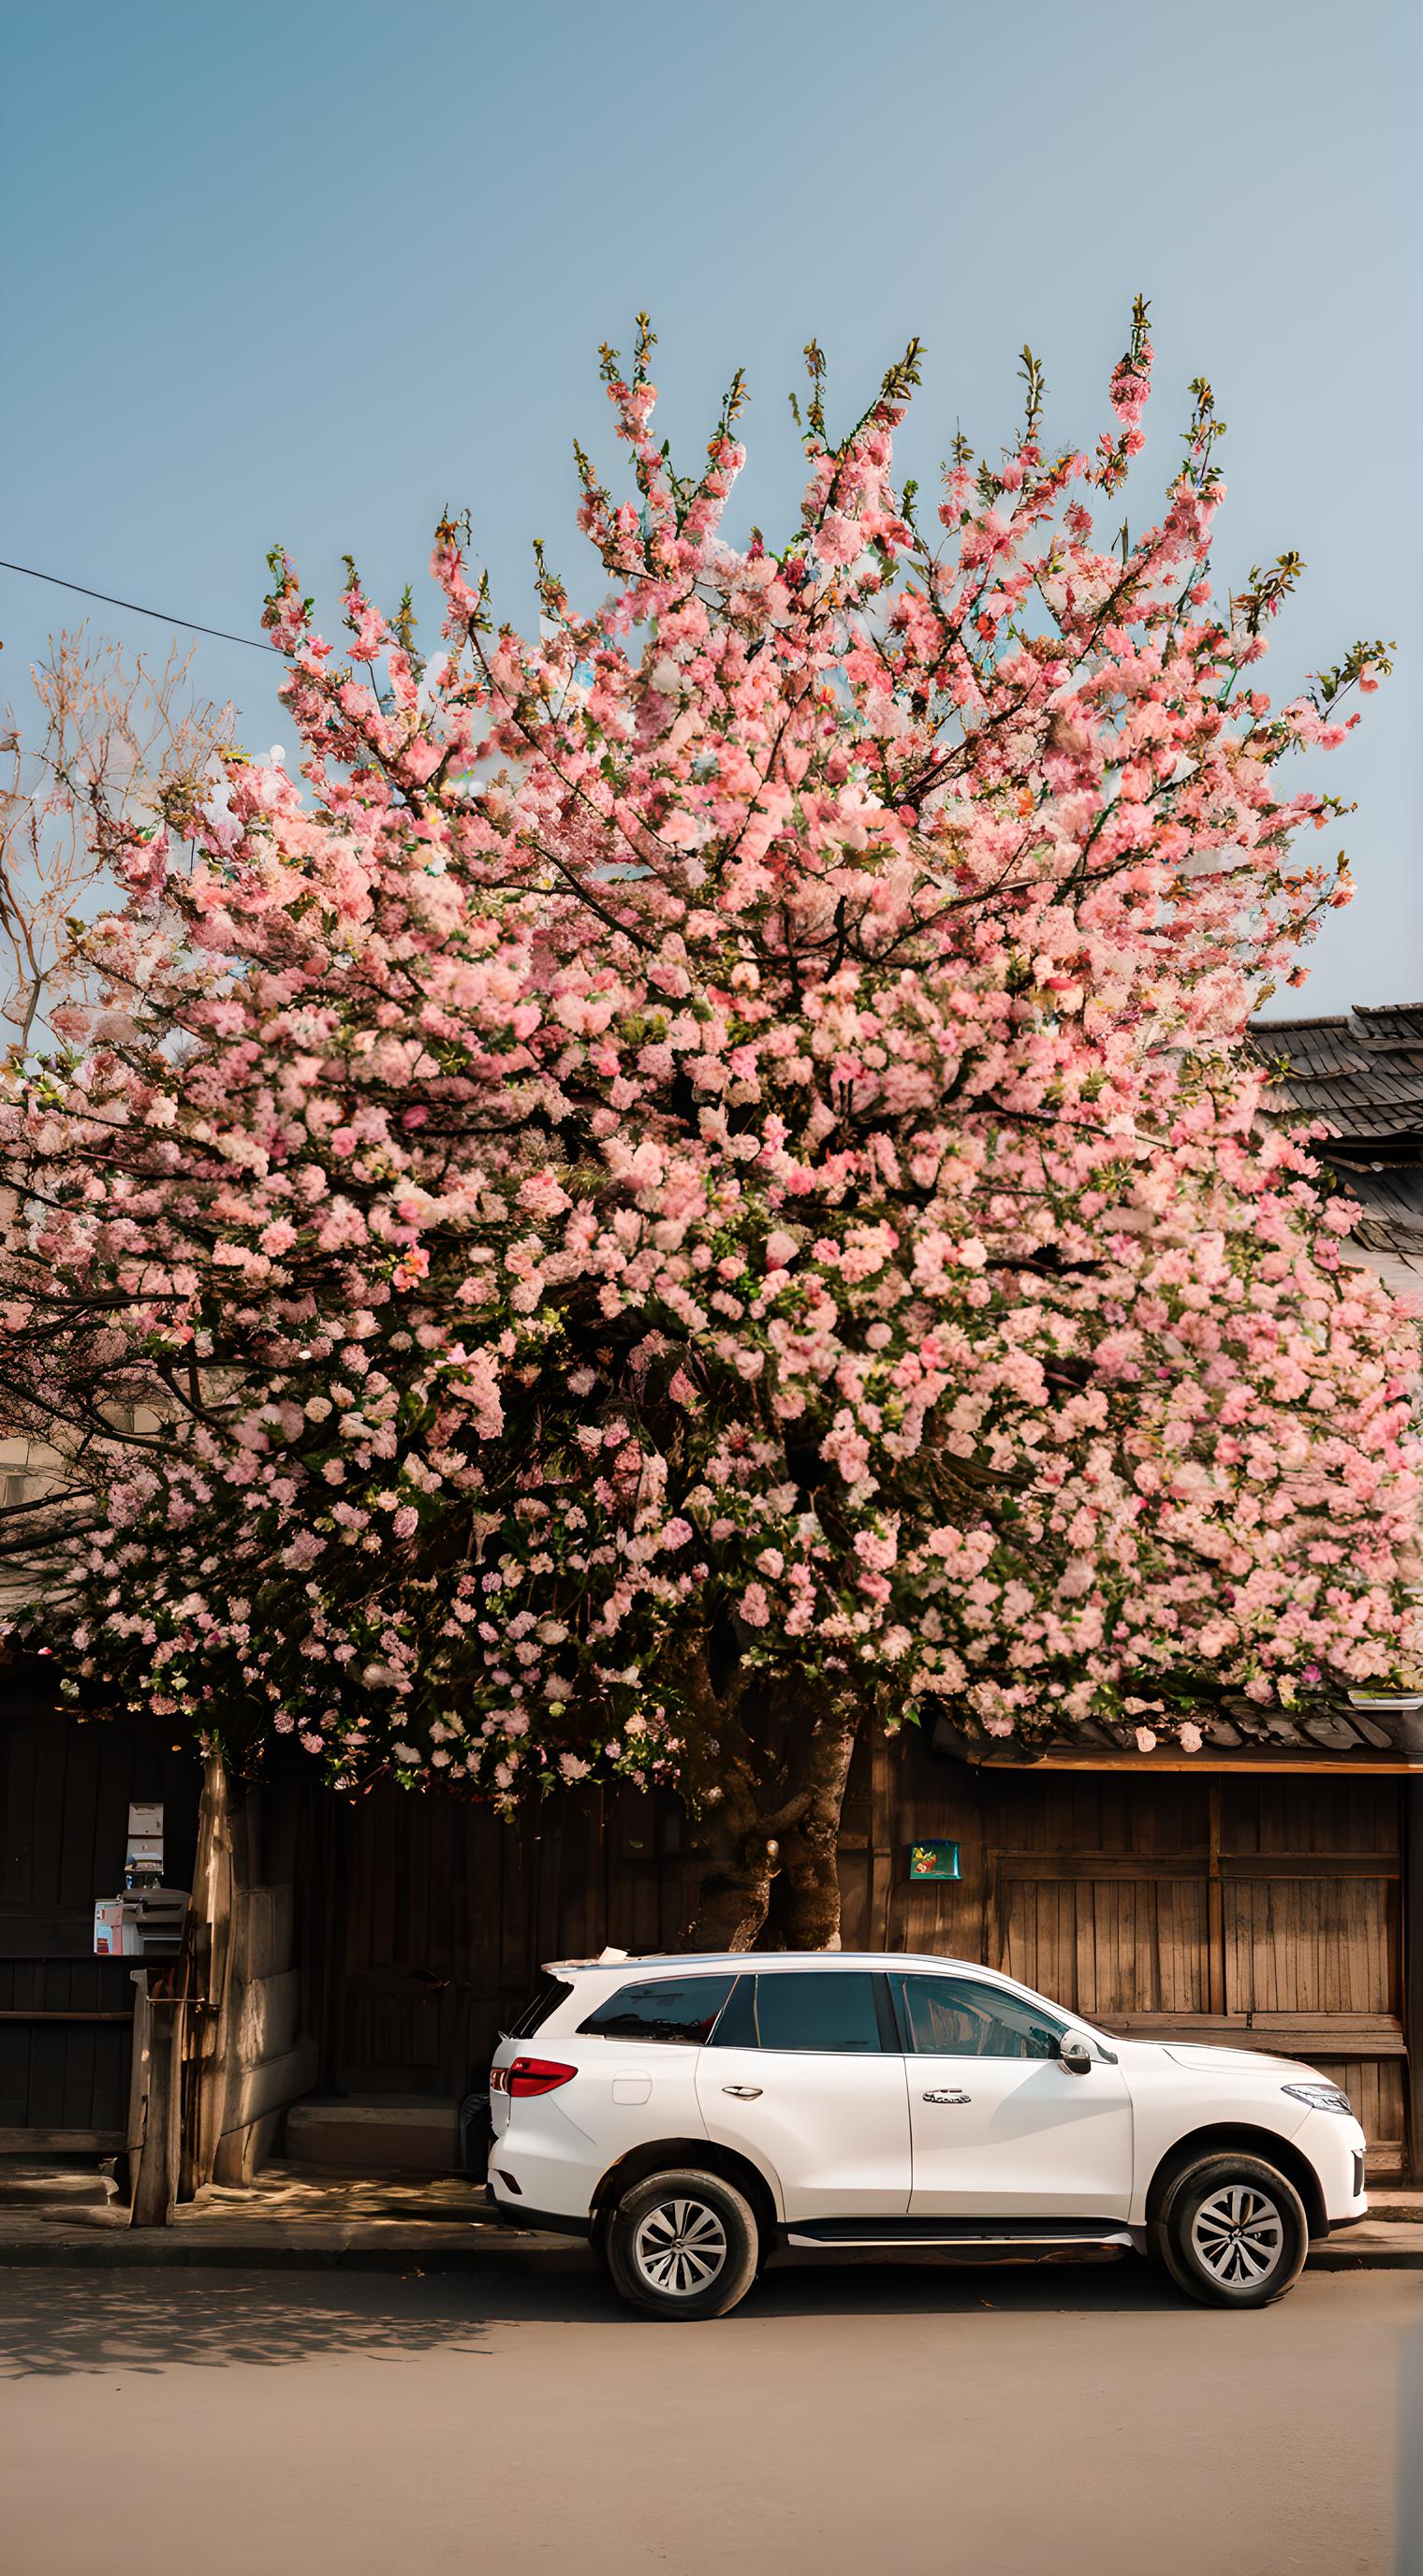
746 2248 1190 2316
0 2250 1194 2378
0 2269 493 2380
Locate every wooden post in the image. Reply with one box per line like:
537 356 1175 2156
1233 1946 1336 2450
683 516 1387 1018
119 1752 242 2212
128 1995 183 2227
868 1732 896 1953
122 1971 154 2209
184 1752 239 2197
1207 1779 1226 2017
1404 1780 1423 2182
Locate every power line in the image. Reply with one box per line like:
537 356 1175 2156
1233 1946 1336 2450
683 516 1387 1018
0 557 275 653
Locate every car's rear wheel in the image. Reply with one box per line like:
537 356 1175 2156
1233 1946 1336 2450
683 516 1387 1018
604 2167 760 2320
1153 2152 1308 2307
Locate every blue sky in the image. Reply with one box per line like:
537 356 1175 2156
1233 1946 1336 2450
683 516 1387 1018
3 0 1416 1012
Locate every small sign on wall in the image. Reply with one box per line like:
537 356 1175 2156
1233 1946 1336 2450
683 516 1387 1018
910 1840 961 1881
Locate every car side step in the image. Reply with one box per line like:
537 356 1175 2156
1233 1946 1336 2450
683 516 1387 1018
785 2221 1134 2254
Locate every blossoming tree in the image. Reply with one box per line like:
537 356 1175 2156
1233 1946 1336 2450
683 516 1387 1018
1 310 1416 1948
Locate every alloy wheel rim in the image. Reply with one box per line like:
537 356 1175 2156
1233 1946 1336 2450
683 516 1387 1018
633 2197 728 2296
1190 2183 1284 2287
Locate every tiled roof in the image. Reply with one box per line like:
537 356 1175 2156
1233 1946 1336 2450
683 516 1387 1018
933 1698 1423 1767
1248 1003 1423 1272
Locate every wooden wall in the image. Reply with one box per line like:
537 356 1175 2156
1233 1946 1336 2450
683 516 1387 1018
854 1739 1407 2174
2 1685 1414 2178
297 1772 688 2102
0 1688 200 2144
297 1727 1414 2174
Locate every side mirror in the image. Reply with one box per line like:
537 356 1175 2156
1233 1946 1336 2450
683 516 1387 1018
1057 2033 1093 2077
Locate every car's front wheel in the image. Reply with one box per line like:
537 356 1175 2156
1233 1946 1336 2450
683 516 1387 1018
604 2167 760 2320
1153 2152 1309 2307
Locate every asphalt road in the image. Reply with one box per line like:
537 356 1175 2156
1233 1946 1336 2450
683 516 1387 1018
1 2253 1417 2576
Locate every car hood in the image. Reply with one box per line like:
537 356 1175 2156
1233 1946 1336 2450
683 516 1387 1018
1160 2042 1308 2077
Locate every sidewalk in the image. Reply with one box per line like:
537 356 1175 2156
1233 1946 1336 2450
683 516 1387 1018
0 2159 574 2270
3 2159 1422 2273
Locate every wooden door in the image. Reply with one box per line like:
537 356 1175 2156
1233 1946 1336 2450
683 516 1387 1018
987 1774 1214 2024
317 1777 690 2102
866 1750 1408 2175
1218 1778 1404 2173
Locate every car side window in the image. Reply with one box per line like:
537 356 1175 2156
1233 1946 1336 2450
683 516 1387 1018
708 1970 885 2055
578 1976 737 2043
895 1974 1064 2060
706 1975 757 2049
502 1976 573 2041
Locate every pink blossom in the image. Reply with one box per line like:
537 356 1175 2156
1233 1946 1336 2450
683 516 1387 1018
0 309 1412 1820
813 511 864 569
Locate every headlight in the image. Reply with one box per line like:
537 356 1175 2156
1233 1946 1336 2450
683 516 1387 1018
1282 2082 1356 2117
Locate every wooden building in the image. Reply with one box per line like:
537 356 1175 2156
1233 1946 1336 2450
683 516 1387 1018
2 1680 1421 2190
294 1714 1422 2182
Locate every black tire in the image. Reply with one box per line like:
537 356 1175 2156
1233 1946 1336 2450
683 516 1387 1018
604 2167 760 2320
1152 2152 1308 2308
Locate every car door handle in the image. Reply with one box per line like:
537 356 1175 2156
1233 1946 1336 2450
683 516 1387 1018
722 2084 763 2100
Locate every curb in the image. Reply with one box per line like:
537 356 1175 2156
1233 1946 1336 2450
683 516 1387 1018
1 2231 1419 2275
1304 2243 1423 2272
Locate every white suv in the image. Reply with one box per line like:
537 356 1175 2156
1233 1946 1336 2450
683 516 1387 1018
488 1950 1368 2319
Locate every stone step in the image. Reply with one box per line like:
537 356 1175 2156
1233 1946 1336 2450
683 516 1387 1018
0 2157 115 2209
285 2096 459 2174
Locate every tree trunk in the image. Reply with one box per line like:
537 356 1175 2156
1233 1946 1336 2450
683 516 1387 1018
682 1662 860 1954
764 1710 858 1951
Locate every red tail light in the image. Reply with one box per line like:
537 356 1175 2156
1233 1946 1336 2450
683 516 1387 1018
504 2056 577 2099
